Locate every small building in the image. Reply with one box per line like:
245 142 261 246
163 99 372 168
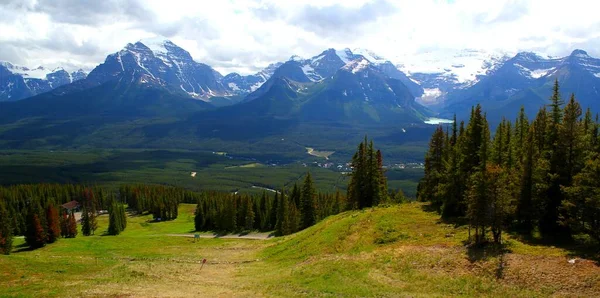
61 200 81 213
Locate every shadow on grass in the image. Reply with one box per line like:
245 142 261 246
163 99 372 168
13 242 38 254
419 203 468 227
464 241 511 279
507 231 600 264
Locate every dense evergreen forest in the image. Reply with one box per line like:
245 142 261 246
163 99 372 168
418 81 600 246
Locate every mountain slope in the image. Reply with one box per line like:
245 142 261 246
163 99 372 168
0 70 211 148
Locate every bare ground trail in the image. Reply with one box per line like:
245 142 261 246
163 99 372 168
167 232 273 240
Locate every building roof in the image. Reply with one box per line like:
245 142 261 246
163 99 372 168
61 200 80 210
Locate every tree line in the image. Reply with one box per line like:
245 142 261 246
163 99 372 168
194 173 348 236
194 138 405 236
0 184 130 254
418 81 600 245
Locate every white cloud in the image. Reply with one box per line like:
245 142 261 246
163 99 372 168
0 0 598 75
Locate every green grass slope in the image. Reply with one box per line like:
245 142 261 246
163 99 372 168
2 203 597 297
254 203 600 297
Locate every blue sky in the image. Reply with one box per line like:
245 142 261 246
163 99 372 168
0 0 598 74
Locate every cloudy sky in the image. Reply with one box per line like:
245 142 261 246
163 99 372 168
1 0 599 75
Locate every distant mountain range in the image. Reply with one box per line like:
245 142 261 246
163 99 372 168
0 62 87 101
438 49 600 123
0 38 599 158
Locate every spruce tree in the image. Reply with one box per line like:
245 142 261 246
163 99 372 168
376 149 388 204
45 204 61 243
25 203 47 248
60 212 69 238
81 205 91 236
67 211 78 238
563 155 600 242
119 203 127 231
517 126 537 231
419 127 446 209
0 202 13 255
244 197 255 231
465 114 490 245
194 200 205 231
300 172 316 229
486 164 513 244
559 94 584 186
275 194 290 236
540 80 568 238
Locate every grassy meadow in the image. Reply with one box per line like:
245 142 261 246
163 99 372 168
1 203 598 297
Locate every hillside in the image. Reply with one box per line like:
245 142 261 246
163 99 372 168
1 203 597 297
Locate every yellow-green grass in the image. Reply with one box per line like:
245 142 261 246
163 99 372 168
1 203 598 297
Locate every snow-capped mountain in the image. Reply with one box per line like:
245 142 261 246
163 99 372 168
235 54 430 125
440 49 600 124
85 38 229 99
243 47 421 103
0 62 88 101
222 62 282 94
395 49 510 106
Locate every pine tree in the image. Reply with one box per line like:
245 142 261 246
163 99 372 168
486 164 513 244
465 114 490 245
194 200 205 231
539 80 568 238
347 139 367 209
244 197 255 231
119 203 127 231
559 94 584 186
419 127 446 209
45 204 61 243
60 212 69 238
108 200 124 235
275 194 290 236
300 172 316 229
517 126 537 231
563 155 600 242
81 205 91 236
376 149 388 203
67 211 78 238
25 203 47 248
441 116 465 218
0 202 13 255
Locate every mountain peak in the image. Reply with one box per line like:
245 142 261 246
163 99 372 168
289 55 304 62
570 49 589 57
138 37 177 55
514 51 542 62
352 48 386 64
342 57 371 74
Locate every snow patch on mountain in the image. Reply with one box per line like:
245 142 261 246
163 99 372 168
2 63 53 79
228 82 240 91
335 49 353 64
396 49 509 85
352 48 386 64
530 67 556 78
343 58 370 74
301 64 322 81
139 37 170 56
